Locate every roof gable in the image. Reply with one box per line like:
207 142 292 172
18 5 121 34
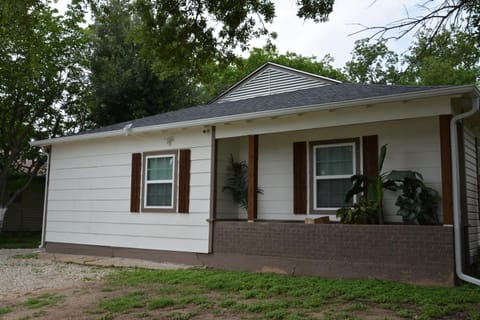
212 62 341 103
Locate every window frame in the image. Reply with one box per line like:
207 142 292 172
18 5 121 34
141 150 178 213
309 138 360 214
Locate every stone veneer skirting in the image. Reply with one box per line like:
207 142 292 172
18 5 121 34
212 221 455 286
45 221 455 286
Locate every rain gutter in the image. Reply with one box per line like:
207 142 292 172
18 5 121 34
30 86 475 147
39 147 51 249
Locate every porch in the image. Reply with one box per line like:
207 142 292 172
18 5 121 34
209 116 470 286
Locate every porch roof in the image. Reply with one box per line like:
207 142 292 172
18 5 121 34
31 83 477 147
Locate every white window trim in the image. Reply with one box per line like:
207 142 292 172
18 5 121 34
144 154 176 209
313 142 356 211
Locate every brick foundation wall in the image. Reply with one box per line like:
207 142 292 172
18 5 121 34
212 221 455 286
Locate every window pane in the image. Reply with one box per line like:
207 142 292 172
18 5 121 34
147 157 173 180
316 179 352 208
146 183 172 207
316 145 353 176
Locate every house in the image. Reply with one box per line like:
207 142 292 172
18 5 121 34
31 62 480 286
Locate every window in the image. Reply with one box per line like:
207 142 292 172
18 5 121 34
142 151 178 212
310 139 359 213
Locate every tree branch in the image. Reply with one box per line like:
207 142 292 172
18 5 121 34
350 0 469 41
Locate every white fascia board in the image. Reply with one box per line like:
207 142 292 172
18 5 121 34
30 85 478 147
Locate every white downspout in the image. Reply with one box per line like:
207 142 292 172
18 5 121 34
451 96 480 286
39 147 51 249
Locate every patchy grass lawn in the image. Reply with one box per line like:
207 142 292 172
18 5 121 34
3 268 480 319
94 268 480 320
0 232 41 248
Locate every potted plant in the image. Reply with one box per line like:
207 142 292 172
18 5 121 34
339 145 440 224
223 154 263 210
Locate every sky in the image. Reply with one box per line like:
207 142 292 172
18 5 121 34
54 0 425 68
248 0 422 68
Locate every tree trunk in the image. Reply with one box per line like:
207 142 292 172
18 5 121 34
0 207 7 232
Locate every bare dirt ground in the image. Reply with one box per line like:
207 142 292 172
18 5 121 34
0 249 205 320
0 249 114 319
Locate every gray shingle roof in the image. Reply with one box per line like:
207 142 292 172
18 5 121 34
81 83 453 135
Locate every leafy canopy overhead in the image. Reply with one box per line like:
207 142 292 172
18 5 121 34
0 0 89 209
88 0 202 127
131 0 335 79
345 27 480 86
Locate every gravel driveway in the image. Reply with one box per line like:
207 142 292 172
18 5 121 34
0 249 112 300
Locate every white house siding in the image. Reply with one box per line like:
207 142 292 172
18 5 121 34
463 127 480 263
216 106 446 223
46 129 212 253
256 117 442 222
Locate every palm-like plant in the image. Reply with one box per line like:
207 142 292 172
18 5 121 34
345 145 430 224
223 154 263 210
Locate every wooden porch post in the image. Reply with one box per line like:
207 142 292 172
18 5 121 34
439 114 453 225
248 135 258 221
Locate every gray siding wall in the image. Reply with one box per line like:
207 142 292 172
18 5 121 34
464 128 480 263
218 67 333 103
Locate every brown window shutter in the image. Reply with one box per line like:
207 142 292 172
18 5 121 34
178 149 191 213
130 153 142 213
293 141 307 214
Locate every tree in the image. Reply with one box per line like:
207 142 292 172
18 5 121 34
402 27 480 85
344 39 401 84
88 0 201 127
0 0 89 222
344 28 479 86
360 0 479 45
132 0 336 80
199 46 346 101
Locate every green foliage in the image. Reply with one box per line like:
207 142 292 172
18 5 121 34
0 232 41 249
23 293 64 309
374 0 479 55
222 155 248 210
0 306 12 315
133 0 335 80
403 27 480 85
393 176 440 225
88 0 201 127
12 253 39 259
147 297 176 310
98 291 147 313
222 154 262 210
343 145 439 224
345 28 479 86
344 39 400 84
0 0 89 211
344 145 395 224
336 197 378 224
103 268 480 319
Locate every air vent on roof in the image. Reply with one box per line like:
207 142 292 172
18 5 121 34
216 66 334 103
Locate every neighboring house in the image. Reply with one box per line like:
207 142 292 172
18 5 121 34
32 63 480 286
